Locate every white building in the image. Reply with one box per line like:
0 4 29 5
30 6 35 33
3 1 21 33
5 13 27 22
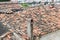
18 0 34 3
10 0 60 3
11 0 18 3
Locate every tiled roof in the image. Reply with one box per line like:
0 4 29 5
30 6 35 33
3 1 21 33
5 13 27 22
0 4 60 40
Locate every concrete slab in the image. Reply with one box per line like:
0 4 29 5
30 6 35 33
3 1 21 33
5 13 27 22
40 30 60 40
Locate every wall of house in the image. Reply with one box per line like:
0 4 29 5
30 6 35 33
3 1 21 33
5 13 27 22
10 0 60 3
11 0 18 3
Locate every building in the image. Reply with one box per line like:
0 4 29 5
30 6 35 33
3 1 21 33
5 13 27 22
11 0 18 3
1 0 60 3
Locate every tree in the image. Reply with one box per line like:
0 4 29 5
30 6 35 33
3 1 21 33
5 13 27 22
44 1 48 5
32 1 36 4
0 0 10 2
39 1 41 4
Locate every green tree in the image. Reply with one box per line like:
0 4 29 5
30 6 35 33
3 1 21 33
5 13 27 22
0 0 10 2
44 1 48 5
32 1 36 4
39 1 41 4
21 3 29 8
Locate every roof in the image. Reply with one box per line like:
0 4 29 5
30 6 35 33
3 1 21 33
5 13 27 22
0 22 9 36
0 4 60 39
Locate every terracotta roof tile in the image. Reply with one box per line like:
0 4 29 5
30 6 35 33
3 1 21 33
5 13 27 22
0 5 60 40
